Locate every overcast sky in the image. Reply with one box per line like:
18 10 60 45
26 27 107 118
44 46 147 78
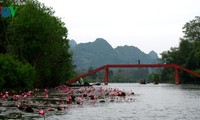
39 0 200 55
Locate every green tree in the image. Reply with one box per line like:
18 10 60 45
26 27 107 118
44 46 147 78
161 47 179 64
181 16 200 83
0 1 11 53
161 16 200 83
183 16 200 69
149 73 160 83
7 0 74 87
0 15 9 53
0 54 36 90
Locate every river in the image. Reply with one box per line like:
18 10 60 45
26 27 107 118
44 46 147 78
45 83 200 120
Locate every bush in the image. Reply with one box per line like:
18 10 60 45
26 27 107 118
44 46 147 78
0 54 36 90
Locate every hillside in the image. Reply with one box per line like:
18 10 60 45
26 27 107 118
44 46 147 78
69 38 158 69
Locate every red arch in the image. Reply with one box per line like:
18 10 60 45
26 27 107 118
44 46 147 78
65 64 200 85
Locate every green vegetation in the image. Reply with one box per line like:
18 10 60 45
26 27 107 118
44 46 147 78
0 54 36 90
160 16 200 84
82 68 150 83
0 0 74 90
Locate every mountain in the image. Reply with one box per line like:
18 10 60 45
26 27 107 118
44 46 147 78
70 38 159 69
148 50 158 60
69 39 77 48
115 45 152 64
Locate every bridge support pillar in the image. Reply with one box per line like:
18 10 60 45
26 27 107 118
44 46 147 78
175 67 179 85
104 67 109 85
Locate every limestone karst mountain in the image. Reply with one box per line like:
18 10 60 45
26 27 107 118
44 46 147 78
69 38 158 69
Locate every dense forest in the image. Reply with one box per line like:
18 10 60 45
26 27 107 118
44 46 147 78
0 0 75 90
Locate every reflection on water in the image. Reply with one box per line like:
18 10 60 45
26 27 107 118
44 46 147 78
45 83 200 120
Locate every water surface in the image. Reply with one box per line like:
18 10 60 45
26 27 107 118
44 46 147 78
46 83 200 120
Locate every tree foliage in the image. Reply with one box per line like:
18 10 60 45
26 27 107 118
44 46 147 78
0 0 74 89
160 16 200 83
0 54 36 90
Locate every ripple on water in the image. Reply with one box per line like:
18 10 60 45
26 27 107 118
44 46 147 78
45 83 200 120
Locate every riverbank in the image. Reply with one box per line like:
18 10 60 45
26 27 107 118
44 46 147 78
0 84 135 119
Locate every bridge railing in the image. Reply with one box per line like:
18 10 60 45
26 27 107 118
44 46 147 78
65 65 106 84
177 65 200 78
65 64 200 85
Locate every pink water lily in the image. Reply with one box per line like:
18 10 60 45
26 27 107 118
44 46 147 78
39 109 45 115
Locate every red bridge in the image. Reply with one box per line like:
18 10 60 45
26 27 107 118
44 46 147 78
66 64 200 85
